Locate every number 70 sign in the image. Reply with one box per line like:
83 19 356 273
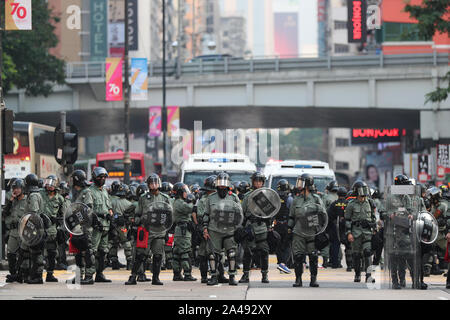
5 0 32 30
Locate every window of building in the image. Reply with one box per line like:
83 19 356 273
334 20 347 30
381 22 428 42
336 161 349 170
334 44 349 53
335 138 349 147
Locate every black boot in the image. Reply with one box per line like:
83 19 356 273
28 272 44 284
95 252 112 282
200 256 209 283
310 275 319 287
152 255 164 285
309 254 319 287
173 271 184 281
6 253 17 283
293 255 304 287
95 273 112 283
353 254 361 282
207 275 218 286
218 260 229 283
137 273 152 282
125 275 137 285
239 271 249 283
45 271 59 283
183 273 197 281
229 275 238 286
111 260 121 270
261 271 270 284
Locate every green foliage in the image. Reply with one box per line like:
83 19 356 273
1 0 66 97
425 71 450 104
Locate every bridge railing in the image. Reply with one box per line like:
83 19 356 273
65 52 449 80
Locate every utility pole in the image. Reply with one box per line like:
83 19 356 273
0 8 5 260
123 0 131 184
162 0 168 180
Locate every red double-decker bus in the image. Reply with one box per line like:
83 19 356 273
96 151 148 184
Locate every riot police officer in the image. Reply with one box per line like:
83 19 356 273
108 183 134 270
240 172 272 284
39 175 66 282
195 175 217 283
237 181 250 201
89 167 114 283
327 187 348 269
70 169 96 285
170 182 197 281
203 172 243 286
160 182 173 198
18 174 45 284
4 179 27 283
125 173 172 285
345 180 376 283
274 179 293 274
288 174 326 287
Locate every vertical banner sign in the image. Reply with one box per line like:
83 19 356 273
273 13 298 58
106 58 123 101
418 154 430 182
347 0 367 43
437 144 450 178
128 0 139 51
91 0 108 61
167 106 180 137
149 107 162 137
131 58 148 101
318 0 327 57
5 0 32 30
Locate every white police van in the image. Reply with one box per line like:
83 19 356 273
264 160 336 193
181 153 257 186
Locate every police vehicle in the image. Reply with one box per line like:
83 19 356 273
264 160 336 193
181 153 257 186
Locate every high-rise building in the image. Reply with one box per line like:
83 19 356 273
220 16 246 57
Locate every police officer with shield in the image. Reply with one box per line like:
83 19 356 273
125 173 172 285
202 172 243 286
89 167 114 283
327 187 348 269
69 169 96 285
274 179 293 274
4 179 27 283
321 181 339 268
345 180 376 284
288 174 327 287
240 172 277 284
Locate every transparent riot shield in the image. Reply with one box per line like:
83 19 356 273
210 200 243 234
64 202 92 236
19 213 45 247
382 185 421 289
142 201 173 233
247 188 281 219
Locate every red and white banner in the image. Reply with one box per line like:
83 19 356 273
5 0 32 30
148 106 162 137
106 58 123 101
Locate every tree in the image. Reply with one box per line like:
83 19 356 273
404 0 450 104
1 0 66 97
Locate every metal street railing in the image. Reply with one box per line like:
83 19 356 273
65 52 449 80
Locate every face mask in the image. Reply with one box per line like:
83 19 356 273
218 188 228 198
95 177 106 187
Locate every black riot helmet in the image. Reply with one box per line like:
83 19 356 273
326 180 339 192
7 178 17 191
251 172 266 185
418 183 427 196
394 174 411 185
173 182 190 199
38 178 44 189
136 183 149 198
352 180 370 197
25 173 40 193
296 173 314 191
11 178 25 195
116 183 129 197
45 175 59 189
147 173 162 189
110 181 121 196
276 179 290 193
71 169 88 187
238 181 250 194
216 172 231 188
160 182 173 194
92 167 108 187
202 175 217 192
337 187 348 197
427 187 442 201
190 183 200 194
59 181 70 197
127 184 137 200
231 181 240 194
371 188 381 199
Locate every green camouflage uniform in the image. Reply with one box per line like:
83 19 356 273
172 198 194 278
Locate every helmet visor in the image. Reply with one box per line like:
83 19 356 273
44 178 58 188
356 186 370 196
296 179 305 189
216 177 230 187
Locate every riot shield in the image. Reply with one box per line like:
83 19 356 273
210 200 243 234
142 201 173 233
415 211 439 245
63 202 92 236
19 213 45 247
297 205 328 237
382 185 421 289
247 188 281 219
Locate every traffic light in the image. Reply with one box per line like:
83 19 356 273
2 109 14 154
54 122 78 165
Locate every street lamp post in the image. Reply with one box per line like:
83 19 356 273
123 0 131 184
162 0 168 180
